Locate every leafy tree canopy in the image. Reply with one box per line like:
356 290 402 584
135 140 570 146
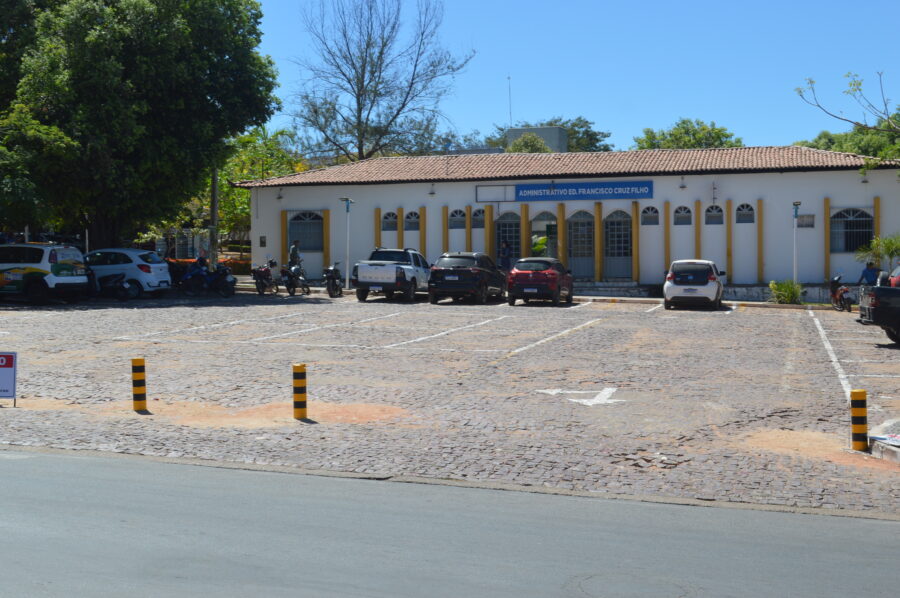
794 116 900 160
633 118 744 150
506 132 552 154
7 0 278 246
486 116 613 152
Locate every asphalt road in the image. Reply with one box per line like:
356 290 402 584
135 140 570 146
0 449 896 598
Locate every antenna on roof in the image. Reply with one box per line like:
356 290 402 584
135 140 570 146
507 75 513 129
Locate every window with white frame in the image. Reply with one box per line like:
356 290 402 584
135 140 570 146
705 205 724 225
640 206 659 225
736 203 755 224
674 206 692 225
830 208 872 252
381 211 398 231
472 208 485 229
448 209 466 229
404 210 420 231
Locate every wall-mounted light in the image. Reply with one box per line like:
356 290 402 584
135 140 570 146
679 176 687 190
276 187 283 199
428 183 436 196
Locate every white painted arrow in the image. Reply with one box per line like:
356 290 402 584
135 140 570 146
536 387 623 405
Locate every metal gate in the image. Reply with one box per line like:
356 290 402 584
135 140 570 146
495 212 521 259
288 211 324 252
604 210 632 280
567 211 594 280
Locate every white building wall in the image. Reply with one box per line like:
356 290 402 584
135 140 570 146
251 169 898 283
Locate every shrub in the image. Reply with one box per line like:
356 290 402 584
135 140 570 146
768 279 802 304
220 258 250 275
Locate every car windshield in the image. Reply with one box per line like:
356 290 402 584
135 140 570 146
435 256 476 268
139 252 164 264
369 250 410 263
891 266 900 277
55 248 83 264
514 260 553 272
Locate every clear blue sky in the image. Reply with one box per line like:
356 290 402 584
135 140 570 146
258 0 900 150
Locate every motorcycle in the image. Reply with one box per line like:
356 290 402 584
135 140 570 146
181 258 236 298
251 258 279 295
281 260 311 296
86 268 131 302
324 261 343 298
829 275 852 312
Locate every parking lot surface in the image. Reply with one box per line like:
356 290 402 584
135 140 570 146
1 293 898 515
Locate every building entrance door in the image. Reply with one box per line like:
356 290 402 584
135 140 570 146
604 210 632 280
567 210 594 279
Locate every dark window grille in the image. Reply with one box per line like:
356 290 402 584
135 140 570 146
736 203 755 224
705 205 724 225
472 209 485 229
674 206 692 225
830 208 873 253
640 206 659 225
382 212 398 231
495 212 520 258
449 209 466 229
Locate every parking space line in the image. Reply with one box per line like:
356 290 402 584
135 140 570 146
509 318 602 355
250 312 402 342
847 374 900 378
114 309 338 340
808 309 851 401
645 304 662 313
382 316 510 348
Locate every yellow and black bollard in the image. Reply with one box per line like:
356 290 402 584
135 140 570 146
293 363 307 420
131 358 147 412
850 389 868 452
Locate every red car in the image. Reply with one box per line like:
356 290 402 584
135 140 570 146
507 257 574 306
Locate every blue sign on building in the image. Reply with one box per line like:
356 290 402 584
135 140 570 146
515 181 653 201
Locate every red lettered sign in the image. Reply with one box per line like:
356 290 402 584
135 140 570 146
0 352 16 398
0 354 14 367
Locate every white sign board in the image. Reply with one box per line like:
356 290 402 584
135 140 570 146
0 352 17 399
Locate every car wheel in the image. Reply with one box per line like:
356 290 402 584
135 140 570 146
551 287 561 306
384 291 395 300
507 296 516 306
664 299 672 310
885 328 900 344
566 285 574 304
405 279 416 302
127 279 142 300
476 283 488 305
25 281 50 305
356 288 368 302
429 292 439 304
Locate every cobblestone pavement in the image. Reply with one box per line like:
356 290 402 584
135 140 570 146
0 293 897 516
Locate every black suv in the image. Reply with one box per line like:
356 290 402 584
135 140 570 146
428 252 506 304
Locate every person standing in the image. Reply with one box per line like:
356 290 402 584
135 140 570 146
289 239 302 267
858 262 880 285
498 240 512 271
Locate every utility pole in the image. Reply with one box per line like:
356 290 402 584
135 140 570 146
210 168 219 266
340 197 354 289
792 201 801 282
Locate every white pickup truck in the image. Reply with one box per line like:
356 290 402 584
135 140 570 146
351 248 431 302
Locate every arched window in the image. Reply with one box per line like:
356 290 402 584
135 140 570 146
641 206 659 225
736 203 755 224
472 208 485 229
830 208 873 253
381 211 398 231
288 211 324 251
404 210 420 231
674 206 692 225
705 205 724 225
495 212 520 258
448 209 466 229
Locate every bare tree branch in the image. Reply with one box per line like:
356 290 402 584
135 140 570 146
797 72 900 134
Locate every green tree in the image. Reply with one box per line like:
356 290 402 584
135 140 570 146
12 0 278 247
0 1 62 109
506 132 552 153
633 118 744 149
486 116 613 152
293 0 473 162
795 118 900 160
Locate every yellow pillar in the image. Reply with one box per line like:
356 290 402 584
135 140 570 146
280 210 288 266
484 204 494 259
874 196 881 239
374 207 382 248
419 206 427 256
520 203 531 257
557 203 567 266
441 206 449 253
850 389 869 452
292 363 307 421
594 202 603 282
823 197 830 281
131 358 147 412
631 201 640 282
465 205 473 252
322 209 331 269
725 199 733 281
757 199 765 284
396 207 404 248
664 201 671 269
694 199 702 259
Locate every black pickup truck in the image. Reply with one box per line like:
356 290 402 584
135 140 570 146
858 284 900 344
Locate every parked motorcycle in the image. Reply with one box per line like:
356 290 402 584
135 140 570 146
829 275 852 312
281 260 311 296
251 258 279 295
86 268 131 302
324 261 343 298
181 258 236 298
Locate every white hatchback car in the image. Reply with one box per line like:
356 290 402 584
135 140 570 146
84 248 171 298
663 259 725 310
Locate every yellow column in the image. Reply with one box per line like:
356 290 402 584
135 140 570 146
419 206 427 256
725 199 733 281
556 202 567 267
292 363 307 421
520 203 531 257
374 207 382 248
757 199 765 284
465 205 473 251
131 358 147 412
694 199 702 259
823 197 830 280
441 206 449 253
874 196 881 239
322 209 331 268
664 201 671 269
280 210 288 266
484 204 494 259
396 207 404 248
594 202 603 282
631 201 640 282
